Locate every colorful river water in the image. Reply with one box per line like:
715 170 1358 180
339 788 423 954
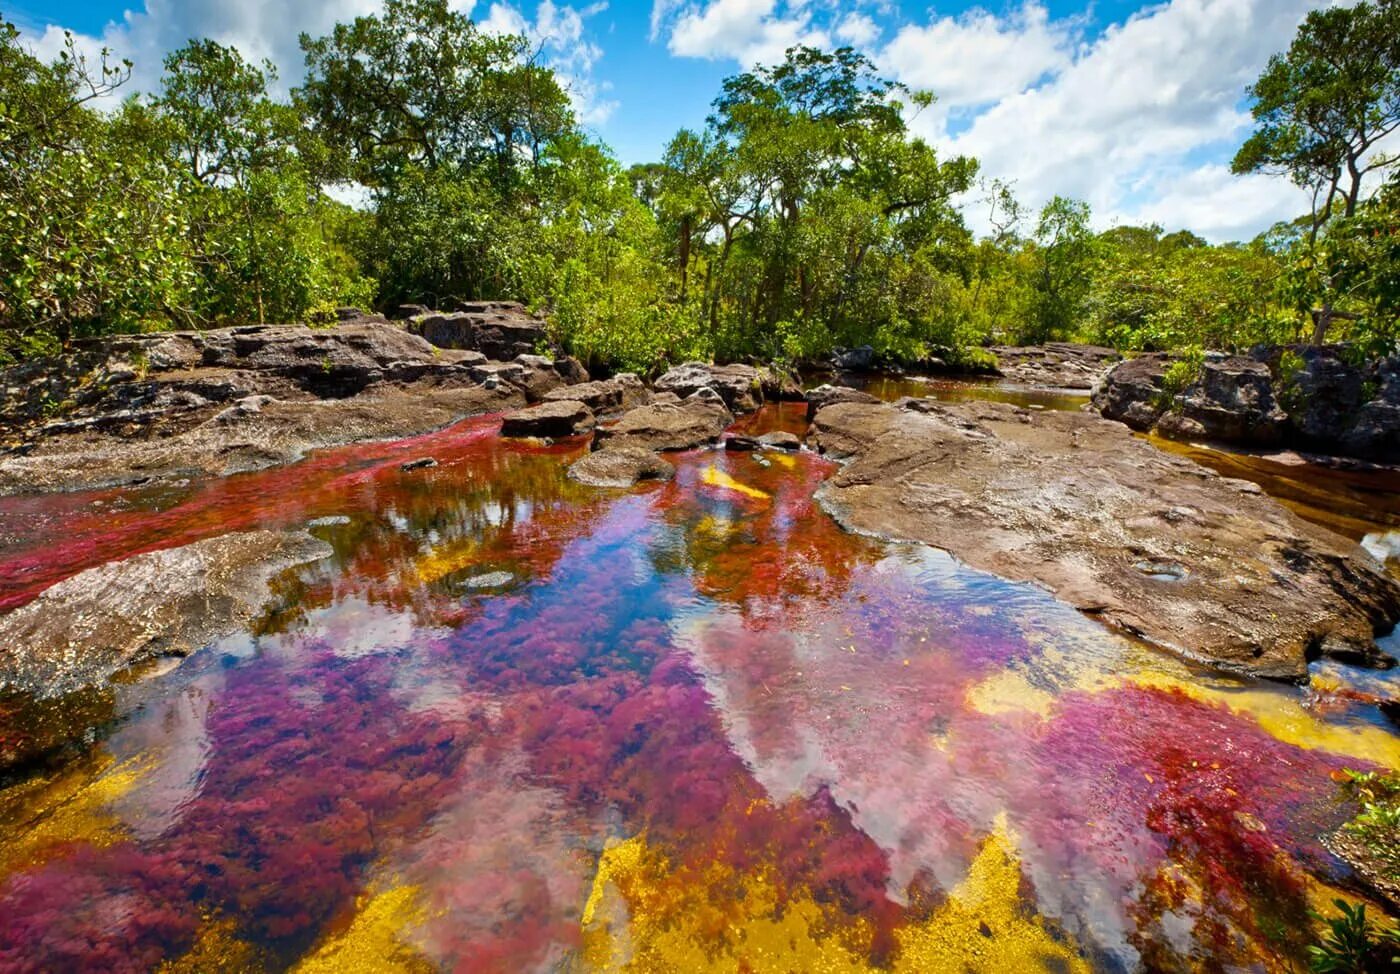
0 397 1397 973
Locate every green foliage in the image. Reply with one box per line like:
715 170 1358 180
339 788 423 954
1158 347 1205 410
1338 768 1400 884
1307 899 1400 973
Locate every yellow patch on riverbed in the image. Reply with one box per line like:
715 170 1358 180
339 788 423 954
965 669 1058 719
0 753 148 881
1126 672 1400 770
701 466 770 500
293 884 434 974
414 538 480 586
896 815 1091 973
578 817 1089 973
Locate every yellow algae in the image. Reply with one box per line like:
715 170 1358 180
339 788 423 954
765 452 797 468
579 833 872 972
413 537 481 586
1125 671 1400 769
965 669 1058 719
701 465 770 501
292 884 435 974
0 753 148 881
895 817 1091 973
158 916 272 974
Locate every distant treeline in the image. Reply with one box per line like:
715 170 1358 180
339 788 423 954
1 0 1396 371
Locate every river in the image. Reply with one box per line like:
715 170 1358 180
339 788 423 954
0 384 1395 972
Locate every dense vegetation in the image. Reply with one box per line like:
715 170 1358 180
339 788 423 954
0 0 1397 371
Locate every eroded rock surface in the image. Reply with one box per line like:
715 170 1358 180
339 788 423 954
804 384 879 422
991 343 1121 390
406 302 548 361
542 373 648 414
593 394 733 452
654 362 800 414
0 530 331 697
811 398 1400 681
0 322 559 494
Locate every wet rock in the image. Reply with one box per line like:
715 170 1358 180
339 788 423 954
804 384 880 423
594 395 733 452
567 447 676 487
757 430 802 451
458 571 516 590
400 457 438 471
991 343 1121 390
725 435 760 451
811 398 1400 682
407 302 547 361
500 400 595 438
542 373 648 414
0 530 332 697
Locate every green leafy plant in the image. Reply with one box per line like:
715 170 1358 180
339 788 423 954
1307 899 1400 973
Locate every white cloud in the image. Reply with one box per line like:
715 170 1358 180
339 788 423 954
924 0 1330 240
481 0 618 123
881 2 1078 110
666 0 830 66
834 12 880 48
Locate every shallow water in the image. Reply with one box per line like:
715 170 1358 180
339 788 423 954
0 405 1397 972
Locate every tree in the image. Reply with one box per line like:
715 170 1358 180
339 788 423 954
1233 0 1400 341
1023 196 1094 343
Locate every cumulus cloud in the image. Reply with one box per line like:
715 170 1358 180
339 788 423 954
665 0 830 66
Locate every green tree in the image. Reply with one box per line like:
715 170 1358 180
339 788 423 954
1233 0 1400 341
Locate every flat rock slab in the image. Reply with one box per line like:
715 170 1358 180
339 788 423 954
991 343 1121 390
594 396 733 452
811 398 1400 682
500 400 595 438
0 530 332 697
568 447 676 487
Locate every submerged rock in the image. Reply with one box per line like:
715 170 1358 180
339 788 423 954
593 395 733 452
811 398 1400 682
500 400 595 438
567 447 676 487
0 530 332 697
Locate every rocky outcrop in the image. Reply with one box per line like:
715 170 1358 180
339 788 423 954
406 302 549 361
542 373 648 414
804 384 880 422
594 392 733 452
0 530 331 697
654 362 800 414
500 400 595 438
0 320 592 494
811 397 1400 682
991 343 1121 390
567 447 676 487
1094 346 1400 461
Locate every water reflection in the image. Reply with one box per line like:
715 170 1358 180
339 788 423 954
0 409 1395 972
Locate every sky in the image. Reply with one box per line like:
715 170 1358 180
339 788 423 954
5 0 1369 241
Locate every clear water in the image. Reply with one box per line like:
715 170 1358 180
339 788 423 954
0 405 1395 972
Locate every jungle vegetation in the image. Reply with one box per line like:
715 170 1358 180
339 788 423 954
1 0 1397 372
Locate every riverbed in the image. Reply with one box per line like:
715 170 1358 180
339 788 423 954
0 387 1396 972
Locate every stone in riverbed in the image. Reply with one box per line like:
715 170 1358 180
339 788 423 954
500 400 595 438
0 530 332 697
593 394 733 452
757 430 802 451
655 362 800 414
567 447 676 487
811 397 1400 682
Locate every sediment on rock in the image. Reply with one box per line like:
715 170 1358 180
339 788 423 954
811 398 1400 682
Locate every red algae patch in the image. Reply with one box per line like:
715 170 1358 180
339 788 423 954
0 405 1396 971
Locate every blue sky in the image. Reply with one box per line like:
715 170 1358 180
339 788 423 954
10 0 1363 240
